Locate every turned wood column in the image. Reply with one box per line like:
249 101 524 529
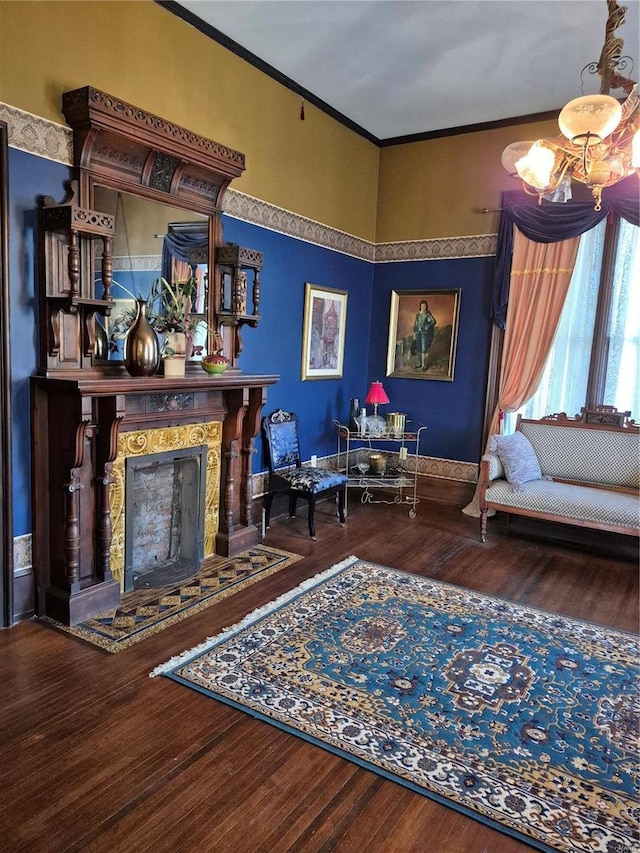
217 388 248 554
241 386 267 528
63 473 83 589
216 382 270 556
94 395 124 583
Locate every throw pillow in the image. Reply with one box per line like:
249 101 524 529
487 431 543 492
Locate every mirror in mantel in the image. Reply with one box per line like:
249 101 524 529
92 188 209 362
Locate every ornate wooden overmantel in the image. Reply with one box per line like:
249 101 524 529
32 88 278 626
62 86 246 217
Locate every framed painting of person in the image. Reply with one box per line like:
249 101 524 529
386 289 460 381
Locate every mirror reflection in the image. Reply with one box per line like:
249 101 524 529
93 188 209 361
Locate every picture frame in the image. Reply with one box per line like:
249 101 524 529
301 283 348 380
386 289 461 381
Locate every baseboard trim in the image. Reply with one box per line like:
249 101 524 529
12 566 35 623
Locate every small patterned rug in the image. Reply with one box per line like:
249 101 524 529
151 556 639 853
43 545 302 653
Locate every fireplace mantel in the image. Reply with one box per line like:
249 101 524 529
30 87 279 626
31 371 278 625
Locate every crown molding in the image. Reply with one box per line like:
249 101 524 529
1 100 496 261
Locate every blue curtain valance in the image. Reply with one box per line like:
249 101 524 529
492 178 640 328
161 231 208 282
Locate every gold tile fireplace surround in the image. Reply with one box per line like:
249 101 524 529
31 372 278 626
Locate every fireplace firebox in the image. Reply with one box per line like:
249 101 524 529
125 446 207 591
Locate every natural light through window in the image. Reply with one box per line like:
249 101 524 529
603 218 640 414
507 217 639 432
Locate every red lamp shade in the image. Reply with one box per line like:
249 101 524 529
365 381 389 406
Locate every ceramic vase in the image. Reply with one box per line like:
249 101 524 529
163 356 186 378
123 299 160 377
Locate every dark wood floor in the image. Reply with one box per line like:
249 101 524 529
1 500 637 852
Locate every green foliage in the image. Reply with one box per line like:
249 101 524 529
150 276 197 334
111 276 215 350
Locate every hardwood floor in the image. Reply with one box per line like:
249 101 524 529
0 500 637 852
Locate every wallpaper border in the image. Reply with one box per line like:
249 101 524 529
1 101 497 262
0 102 73 165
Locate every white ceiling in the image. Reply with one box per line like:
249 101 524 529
173 0 640 142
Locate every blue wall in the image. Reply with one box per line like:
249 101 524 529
221 217 374 467
7 148 494 538
369 258 494 463
9 149 71 536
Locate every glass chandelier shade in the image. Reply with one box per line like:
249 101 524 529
501 0 639 210
515 142 557 190
558 94 623 143
501 140 536 175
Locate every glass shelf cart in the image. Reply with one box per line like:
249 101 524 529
333 421 427 518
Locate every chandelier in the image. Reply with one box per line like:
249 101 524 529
501 0 639 210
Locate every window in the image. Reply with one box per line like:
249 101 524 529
507 215 639 430
603 218 640 412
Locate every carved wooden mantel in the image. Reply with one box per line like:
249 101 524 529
32 372 278 625
31 87 278 626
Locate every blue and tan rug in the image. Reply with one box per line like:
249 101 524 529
43 545 301 653
151 556 639 853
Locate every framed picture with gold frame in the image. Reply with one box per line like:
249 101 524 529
386 289 460 381
301 283 348 380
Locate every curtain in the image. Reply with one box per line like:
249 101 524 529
464 181 638 518
463 231 579 517
486 231 580 438
603 218 640 415
162 232 208 315
161 230 207 283
507 223 605 430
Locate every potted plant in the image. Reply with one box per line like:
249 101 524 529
150 277 194 376
110 276 216 377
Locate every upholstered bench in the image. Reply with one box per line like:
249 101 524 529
478 410 640 543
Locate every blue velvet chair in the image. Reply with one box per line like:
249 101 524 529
262 409 348 539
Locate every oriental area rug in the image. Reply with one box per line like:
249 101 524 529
151 556 639 853
42 545 301 653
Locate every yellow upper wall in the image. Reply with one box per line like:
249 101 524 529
0 0 380 241
376 119 559 241
1 0 561 243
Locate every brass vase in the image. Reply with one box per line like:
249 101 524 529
368 452 387 476
123 299 160 377
94 316 109 361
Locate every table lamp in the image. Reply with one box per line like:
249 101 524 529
364 381 390 436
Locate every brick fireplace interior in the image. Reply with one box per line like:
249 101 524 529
125 445 207 591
